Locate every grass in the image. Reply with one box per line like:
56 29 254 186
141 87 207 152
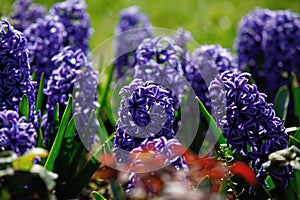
1 0 299 52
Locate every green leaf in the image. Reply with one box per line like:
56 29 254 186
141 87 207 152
44 97 72 171
54 116 77 185
274 85 290 121
97 64 114 116
92 191 107 200
31 70 37 81
265 176 275 193
292 73 300 117
37 128 44 148
58 157 100 199
54 103 60 124
19 94 29 121
289 128 300 147
36 72 45 112
110 180 125 200
196 97 226 144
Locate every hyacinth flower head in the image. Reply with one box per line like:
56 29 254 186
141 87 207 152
10 0 46 32
49 0 92 54
42 46 98 147
171 28 192 49
0 21 36 119
24 15 67 81
183 44 238 109
114 79 176 163
209 71 293 188
134 36 187 106
235 7 273 71
0 110 37 155
114 6 153 78
261 10 300 100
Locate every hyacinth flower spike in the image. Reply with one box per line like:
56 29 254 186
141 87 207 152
114 6 153 78
209 71 293 188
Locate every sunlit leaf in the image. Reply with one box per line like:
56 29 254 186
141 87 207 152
44 97 72 171
36 72 44 112
196 97 226 144
19 94 29 121
92 191 107 200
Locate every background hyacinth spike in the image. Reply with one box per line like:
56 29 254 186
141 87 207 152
0 21 36 121
134 36 186 106
23 15 67 82
209 71 293 189
0 110 37 155
261 10 300 101
114 6 153 79
235 7 274 71
183 44 238 110
42 46 98 148
235 8 300 103
10 0 46 32
49 0 92 54
171 28 192 49
114 79 176 164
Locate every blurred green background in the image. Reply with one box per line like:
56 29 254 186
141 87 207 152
1 0 300 51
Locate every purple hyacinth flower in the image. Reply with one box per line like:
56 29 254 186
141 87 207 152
171 28 192 49
114 6 153 78
0 110 37 155
209 71 293 188
42 46 98 147
261 10 300 100
183 44 238 109
24 15 67 81
114 79 176 163
134 37 186 105
10 0 46 32
0 21 36 119
135 37 183 72
50 0 92 54
235 8 273 71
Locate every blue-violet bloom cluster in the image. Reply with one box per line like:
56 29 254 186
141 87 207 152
10 0 46 32
0 110 37 155
134 37 186 106
209 71 293 188
42 46 98 147
235 8 300 101
24 15 67 81
114 79 176 163
114 6 153 78
50 0 92 54
0 21 36 119
183 44 238 109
